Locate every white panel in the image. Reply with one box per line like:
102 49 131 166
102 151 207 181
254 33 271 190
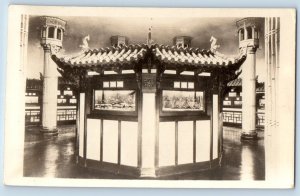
79 93 85 157
103 120 118 163
159 122 175 167
110 81 116 88
141 93 156 168
174 81 180 88
180 71 194 75
198 72 211 76
180 82 187 88
104 70 117 75
196 120 211 162
86 119 101 161
213 94 219 159
121 121 138 167
87 71 100 75
164 70 176 74
151 69 157 73
117 81 124 88
25 96 39 104
122 70 134 74
103 81 109 88
178 121 193 164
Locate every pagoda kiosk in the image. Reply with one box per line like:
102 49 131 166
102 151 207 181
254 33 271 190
52 35 246 178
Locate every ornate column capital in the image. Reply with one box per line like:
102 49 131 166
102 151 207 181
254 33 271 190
247 46 258 54
41 43 62 54
41 43 51 51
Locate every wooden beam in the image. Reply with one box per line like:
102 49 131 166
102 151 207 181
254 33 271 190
100 119 103 162
75 89 80 164
118 120 121 165
210 108 213 168
137 89 143 168
83 77 92 167
193 120 196 163
175 121 178 166
156 62 164 90
155 92 160 168
83 97 87 167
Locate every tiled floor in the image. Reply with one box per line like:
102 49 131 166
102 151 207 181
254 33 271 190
23 125 265 180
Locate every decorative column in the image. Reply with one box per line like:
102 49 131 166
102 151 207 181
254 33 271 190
40 16 66 134
140 73 157 177
20 14 29 139
264 17 280 181
21 15 29 92
236 18 259 140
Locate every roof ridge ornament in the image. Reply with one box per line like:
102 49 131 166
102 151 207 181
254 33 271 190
210 36 220 53
147 27 154 46
147 18 154 46
80 35 90 51
238 42 251 58
50 44 63 55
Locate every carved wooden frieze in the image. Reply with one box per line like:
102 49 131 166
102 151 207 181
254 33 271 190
40 16 66 30
142 73 156 93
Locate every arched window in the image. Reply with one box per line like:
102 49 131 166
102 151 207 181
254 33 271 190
240 29 245 41
42 27 46 38
57 28 62 40
246 27 253 39
48 27 55 38
254 29 259 39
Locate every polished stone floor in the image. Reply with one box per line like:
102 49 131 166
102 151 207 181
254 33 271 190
23 125 265 180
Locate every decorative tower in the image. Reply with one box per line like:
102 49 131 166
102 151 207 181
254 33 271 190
236 18 259 140
40 16 66 134
110 35 129 47
173 36 192 48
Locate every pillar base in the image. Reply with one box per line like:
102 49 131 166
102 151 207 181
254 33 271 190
40 127 58 136
140 168 156 178
241 131 258 140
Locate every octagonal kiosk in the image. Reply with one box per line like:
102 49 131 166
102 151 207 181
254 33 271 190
52 38 246 178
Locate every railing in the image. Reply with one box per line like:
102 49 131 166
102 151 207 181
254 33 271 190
26 106 264 128
57 108 77 121
256 111 265 127
25 107 77 125
222 110 242 125
25 108 41 124
222 109 265 129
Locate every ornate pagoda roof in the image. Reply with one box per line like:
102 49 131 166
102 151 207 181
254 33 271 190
227 77 242 87
227 77 265 92
55 44 148 68
52 44 246 71
154 45 237 67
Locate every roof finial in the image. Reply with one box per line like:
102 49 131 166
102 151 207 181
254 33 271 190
210 36 220 53
80 35 90 51
147 18 154 46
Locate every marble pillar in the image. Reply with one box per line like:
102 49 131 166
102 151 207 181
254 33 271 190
41 46 58 134
241 46 258 139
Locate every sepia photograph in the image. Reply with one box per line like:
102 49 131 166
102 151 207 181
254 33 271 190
3 6 296 188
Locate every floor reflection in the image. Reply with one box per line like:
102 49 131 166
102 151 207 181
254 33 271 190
240 144 255 180
221 126 265 180
23 125 265 180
